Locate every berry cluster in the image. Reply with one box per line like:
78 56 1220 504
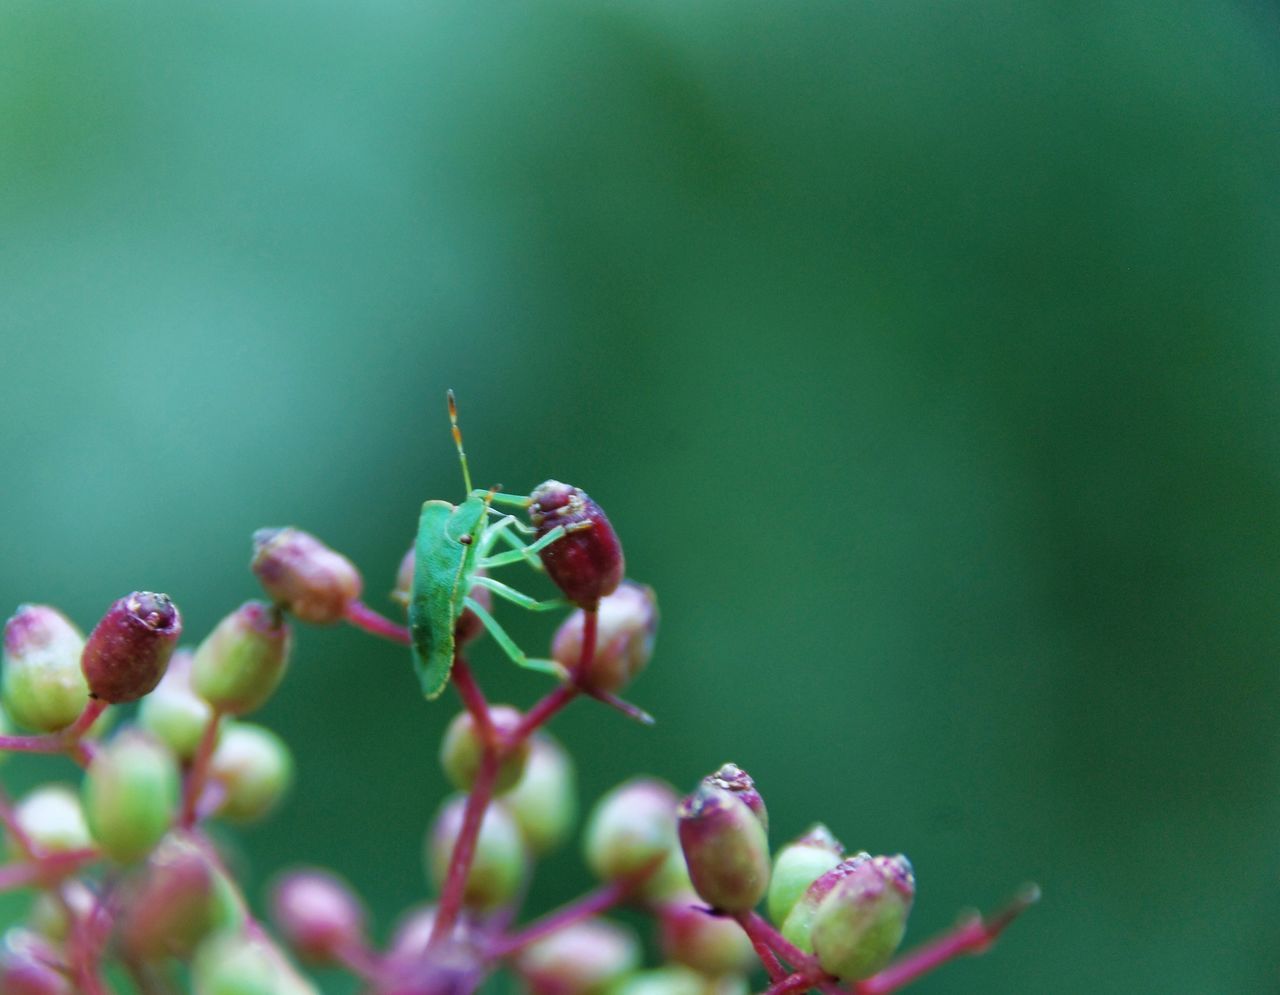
0 416 1034 994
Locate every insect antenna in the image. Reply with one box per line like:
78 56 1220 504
446 389 473 494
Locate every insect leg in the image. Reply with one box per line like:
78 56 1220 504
479 525 567 569
461 597 567 678
471 576 567 612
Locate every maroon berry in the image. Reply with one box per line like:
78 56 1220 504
81 592 181 704
677 781 770 913
251 527 362 625
528 481 624 609
270 869 366 963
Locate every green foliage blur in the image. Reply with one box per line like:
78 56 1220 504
3 2 1279 991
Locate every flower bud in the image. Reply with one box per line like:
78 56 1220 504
209 723 294 822
384 935 483 995
516 918 640 995
80 592 181 704
658 896 757 977
529 481 624 609
191 602 291 716
426 795 526 911
385 903 438 968
439 706 528 794
394 549 492 648
2 605 88 732
27 880 94 943
14 785 91 854
138 650 216 760
500 734 576 856
583 778 679 890
0 929 71 995
551 582 657 693
252 527 362 625
270 869 366 964
809 854 915 981
677 784 770 913
608 967 707 995
701 763 767 833
120 834 243 961
192 930 319 995
766 823 844 926
779 853 871 953
82 730 180 864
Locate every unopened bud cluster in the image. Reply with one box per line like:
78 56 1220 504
0 444 1028 993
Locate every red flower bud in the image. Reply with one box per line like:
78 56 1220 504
251 527 362 625
80 592 181 704
270 869 367 964
529 481 624 609
0 929 71 995
677 782 770 914
516 918 641 995
658 897 757 976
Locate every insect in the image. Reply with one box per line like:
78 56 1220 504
408 391 585 699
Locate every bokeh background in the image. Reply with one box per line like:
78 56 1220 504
3 2 1280 991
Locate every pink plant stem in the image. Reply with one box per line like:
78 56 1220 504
764 972 814 995
735 911 787 983
452 656 496 746
0 698 108 764
855 887 1040 995
739 911 822 975
507 608 597 745
490 857 662 958
430 747 501 945
344 600 412 645
179 708 224 829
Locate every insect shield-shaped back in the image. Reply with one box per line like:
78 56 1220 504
409 497 489 699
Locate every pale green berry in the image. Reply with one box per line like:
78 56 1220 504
517 918 641 995
14 785 91 854
439 706 529 794
607 966 707 995
138 650 216 760
780 853 872 954
120 834 244 961
27 880 94 943
82 730 180 864
584 779 679 889
192 930 318 995
426 795 526 911
209 723 294 823
677 784 770 914
810 854 915 981
2 605 88 733
192 602 291 716
766 823 844 926
501 734 577 856
658 894 757 976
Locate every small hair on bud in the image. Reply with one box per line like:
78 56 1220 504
81 592 182 704
251 527 363 625
529 481 625 609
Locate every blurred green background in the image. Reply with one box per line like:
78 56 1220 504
3 1 1279 991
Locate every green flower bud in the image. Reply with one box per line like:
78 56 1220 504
810 854 915 981
2 605 88 733
27 880 94 943
0 928 71 995
120 834 244 961
766 823 844 926
425 795 526 911
252 527 362 626
677 782 770 914
517 918 641 995
82 730 180 864
583 779 679 893
500 734 577 856
779 853 871 954
658 895 757 977
191 602 291 716
138 650 217 760
14 785 91 854
551 582 657 693
192 929 319 995
607 966 707 995
269 869 366 964
80 592 181 704
209 723 294 823
439 706 529 794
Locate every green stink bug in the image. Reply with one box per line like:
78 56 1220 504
408 392 578 699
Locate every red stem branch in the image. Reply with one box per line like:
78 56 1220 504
179 709 223 829
430 748 501 945
451 657 496 747
344 601 412 645
0 698 108 766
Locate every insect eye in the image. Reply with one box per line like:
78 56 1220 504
458 534 473 545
